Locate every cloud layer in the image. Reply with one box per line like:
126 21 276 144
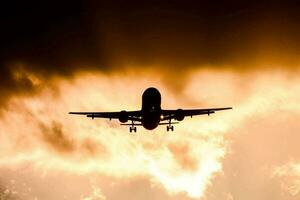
0 67 299 199
2 1 300 108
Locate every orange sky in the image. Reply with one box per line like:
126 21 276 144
0 66 300 200
1 1 300 199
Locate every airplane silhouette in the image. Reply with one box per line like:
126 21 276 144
69 87 232 132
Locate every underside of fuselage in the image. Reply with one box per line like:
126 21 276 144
142 112 161 130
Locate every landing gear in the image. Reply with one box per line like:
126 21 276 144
167 125 174 132
130 126 137 132
166 119 174 132
129 120 137 132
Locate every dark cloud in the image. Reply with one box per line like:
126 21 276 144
0 185 16 200
1 1 300 106
39 121 75 153
0 66 42 109
2 1 300 68
38 121 108 158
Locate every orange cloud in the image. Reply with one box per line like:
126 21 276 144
273 162 300 196
0 66 300 199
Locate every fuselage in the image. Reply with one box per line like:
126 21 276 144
141 87 162 130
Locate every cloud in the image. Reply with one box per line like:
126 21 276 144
81 183 106 200
39 121 76 154
0 69 229 199
1 1 300 110
273 162 300 196
0 66 300 199
0 186 16 200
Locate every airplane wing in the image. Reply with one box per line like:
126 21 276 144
69 110 142 121
161 107 232 121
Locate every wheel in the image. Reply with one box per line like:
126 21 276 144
167 126 174 132
130 127 136 133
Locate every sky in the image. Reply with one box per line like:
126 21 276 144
0 1 300 199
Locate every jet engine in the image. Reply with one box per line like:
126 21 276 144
175 109 185 121
119 110 128 123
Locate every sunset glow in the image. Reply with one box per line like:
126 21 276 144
0 67 300 199
1 1 300 199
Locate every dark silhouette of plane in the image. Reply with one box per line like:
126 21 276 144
69 87 232 132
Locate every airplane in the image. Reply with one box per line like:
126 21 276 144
69 87 232 132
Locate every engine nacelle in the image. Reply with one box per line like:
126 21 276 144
119 110 128 123
175 109 185 121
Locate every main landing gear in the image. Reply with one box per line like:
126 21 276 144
167 125 174 131
129 120 137 133
130 126 137 132
166 119 174 132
